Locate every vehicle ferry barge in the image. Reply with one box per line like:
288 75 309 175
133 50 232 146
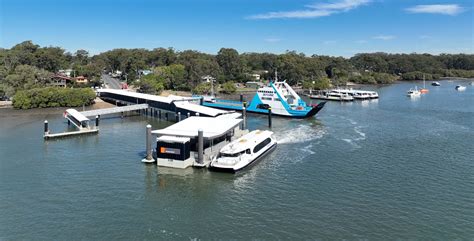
201 80 326 118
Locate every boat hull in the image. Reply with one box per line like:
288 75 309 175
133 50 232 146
309 95 354 101
203 101 326 119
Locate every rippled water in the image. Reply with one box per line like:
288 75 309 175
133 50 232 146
1 80 473 239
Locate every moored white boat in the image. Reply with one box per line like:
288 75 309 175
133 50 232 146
455 85 466 91
330 88 379 99
407 87 421 97
309 90 354 101
210 130 277 172
431 82 441 86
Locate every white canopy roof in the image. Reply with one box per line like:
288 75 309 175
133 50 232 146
157 136 190 143
97 89 174 103
65 109 89 122
97 89 231 117
173 100 230 117
152 116 242 139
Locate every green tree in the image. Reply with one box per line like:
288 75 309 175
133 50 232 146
193 82 211 94
220 81 237 94
217 48 243 81
136 74 164 94
154 64 186 90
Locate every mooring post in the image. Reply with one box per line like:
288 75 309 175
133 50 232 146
146 124 152 161
44 120 49 135
242 106 247 130
198 129 204 164
177 112 181 122
95 115 99 128
121 111 124 119
268 107 272 128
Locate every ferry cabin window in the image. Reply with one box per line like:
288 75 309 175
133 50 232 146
262 97 272 101
253 138 272 153
219 150 245 158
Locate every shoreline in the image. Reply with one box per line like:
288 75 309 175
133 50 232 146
2 78 472 112
0 98 115 116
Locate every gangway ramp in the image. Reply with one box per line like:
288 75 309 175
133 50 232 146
64 104 149 128
80 103 149 117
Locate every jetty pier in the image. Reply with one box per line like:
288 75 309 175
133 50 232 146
96 89 233 119
44 89 237 140
44 104 151 139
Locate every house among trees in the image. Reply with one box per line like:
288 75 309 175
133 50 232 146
58 69 73 77
75 76 88 84
50 74 73 88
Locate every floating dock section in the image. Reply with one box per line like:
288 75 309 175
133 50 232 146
44 104 150 139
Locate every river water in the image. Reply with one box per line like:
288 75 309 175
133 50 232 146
1 80 473 240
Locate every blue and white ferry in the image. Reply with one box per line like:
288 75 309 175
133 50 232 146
201 80 326 118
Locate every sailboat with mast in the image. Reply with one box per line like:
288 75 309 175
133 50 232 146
420 74 429 94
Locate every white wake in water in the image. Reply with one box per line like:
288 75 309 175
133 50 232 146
275 124 327 144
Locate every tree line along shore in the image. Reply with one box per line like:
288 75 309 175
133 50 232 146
1 40 473 109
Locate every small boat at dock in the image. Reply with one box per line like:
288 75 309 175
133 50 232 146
310 88 378 100
431 82 441 86
210 130 277 173
309 90 354 101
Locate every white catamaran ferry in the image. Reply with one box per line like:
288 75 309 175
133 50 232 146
309 90 354 101
210 130 277 172
310 88 378 101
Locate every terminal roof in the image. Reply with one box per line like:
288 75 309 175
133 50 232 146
152 116 242 139
97 89 231 117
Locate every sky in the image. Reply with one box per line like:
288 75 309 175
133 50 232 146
1 0 473 57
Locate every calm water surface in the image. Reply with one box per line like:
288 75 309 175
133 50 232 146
1 81 473 240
